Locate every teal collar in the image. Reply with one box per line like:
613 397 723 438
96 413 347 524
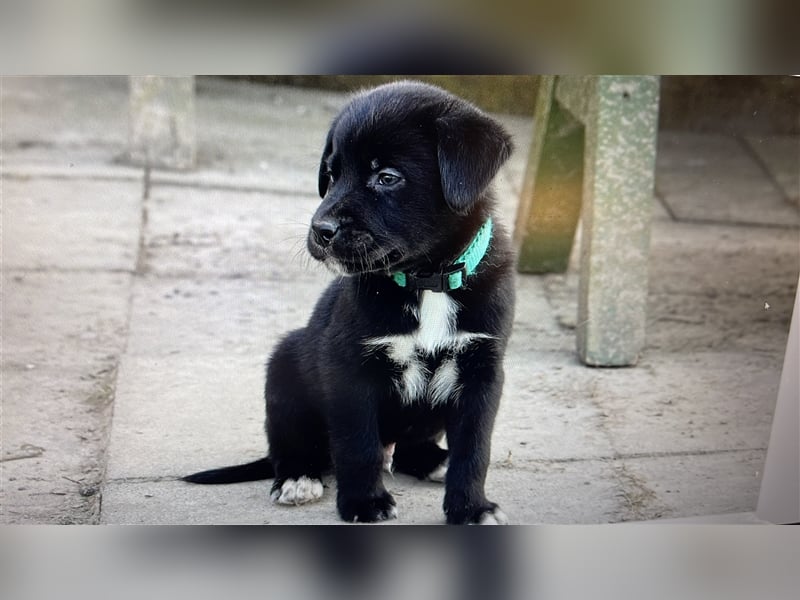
391 218 493 293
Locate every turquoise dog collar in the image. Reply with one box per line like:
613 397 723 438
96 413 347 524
391 218 493 292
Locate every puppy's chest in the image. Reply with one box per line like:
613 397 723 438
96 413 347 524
363 291 491 405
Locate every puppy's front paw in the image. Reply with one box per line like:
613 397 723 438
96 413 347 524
270 476 324 505
445 499 508 525
475 505 508 525
427 459 448 483
338 490 398 523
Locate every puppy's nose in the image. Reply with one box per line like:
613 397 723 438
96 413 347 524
312 219 339 246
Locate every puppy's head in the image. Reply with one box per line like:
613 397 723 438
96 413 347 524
307 81 512 275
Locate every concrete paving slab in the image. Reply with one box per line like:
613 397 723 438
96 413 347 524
646 220 798 356
1 362 114 523
591 352 778 456
105 354 267 480
642 511 766 524
509 276 573 351
2 79 139 525
2 178 142 271
100 479 326 525
124 276 326 359
1 76 129 170
194 79 344 170
539 272 581 331
498 350 615 461
2 271 132 363
655 132 800 226
745 134 800 205
498 461 621 524
648 220 800 297
142 185 321 279
646 292 794 355
622 450 765 521
1 270 132 524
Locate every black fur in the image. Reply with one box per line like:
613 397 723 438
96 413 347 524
184 81 515 524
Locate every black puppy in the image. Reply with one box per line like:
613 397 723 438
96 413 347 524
185 81 515 524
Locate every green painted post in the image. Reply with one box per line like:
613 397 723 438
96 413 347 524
575 76 659 366
514 77 585 273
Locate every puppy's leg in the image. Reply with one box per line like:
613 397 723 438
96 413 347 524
393 439 448 481
265 332 328 505
327 384 397 523
443 363 507 525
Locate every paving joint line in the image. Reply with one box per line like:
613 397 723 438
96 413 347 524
148 177 312 197
96 163 149 521
736 134 798 207
653 187 679 221
5 266 137 275
2 171 141 183
4 266 328 284
2 168 313 197
555 446 767 464
662 216 800 231
106 476 184 484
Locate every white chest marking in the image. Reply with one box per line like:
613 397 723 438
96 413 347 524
364 291 492 405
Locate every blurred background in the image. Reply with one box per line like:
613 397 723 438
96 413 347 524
1 0 798 73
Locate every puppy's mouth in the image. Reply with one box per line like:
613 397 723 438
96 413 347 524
322 248 403 275
307 228 405 275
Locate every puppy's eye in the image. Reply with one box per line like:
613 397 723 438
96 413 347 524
377 170 402 186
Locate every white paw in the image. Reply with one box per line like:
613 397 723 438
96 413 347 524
427 460 448 483
270 476 324 506
477 507 508 525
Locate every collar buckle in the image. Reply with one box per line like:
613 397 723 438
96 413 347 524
406 262 466 293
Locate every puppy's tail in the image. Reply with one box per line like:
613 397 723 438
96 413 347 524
182 456 274 484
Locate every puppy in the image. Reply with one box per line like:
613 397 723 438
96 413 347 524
185 81 515 524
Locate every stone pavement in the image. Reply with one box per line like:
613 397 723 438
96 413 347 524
2 77 798 524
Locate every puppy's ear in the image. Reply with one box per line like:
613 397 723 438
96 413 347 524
436 112 513 214
317 124 336 198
